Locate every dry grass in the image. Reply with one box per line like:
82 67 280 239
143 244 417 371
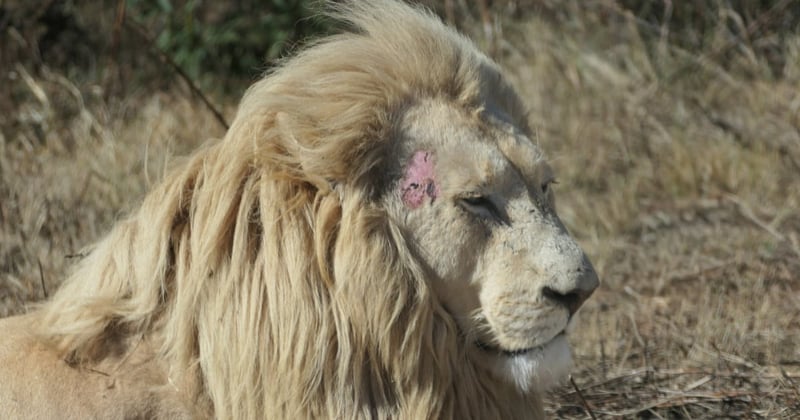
493 7 800 418
1 2 799 418
0 73 228 316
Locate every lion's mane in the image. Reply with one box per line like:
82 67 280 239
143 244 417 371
35 1 538 418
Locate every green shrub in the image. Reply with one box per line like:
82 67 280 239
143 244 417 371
126 0 327 90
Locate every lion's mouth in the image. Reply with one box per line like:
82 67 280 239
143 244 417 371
476 331 566 357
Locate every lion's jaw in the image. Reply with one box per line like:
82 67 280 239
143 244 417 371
482 332 573 392
392 99 599 393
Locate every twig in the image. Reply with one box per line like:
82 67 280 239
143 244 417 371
727 195 800 258
82 367 110 377
123 19 229 131
564 367 800 395
782 369 800 400
666 260 735 283
790 233 800 261
710 342 763 371
16 63 50 109
111 0 126 54
575 367 654 391
104 0 127 96
599 330 607 380
684 375 713 392
569 375 598 420
728 195 783 240
607 391 757 417
37 258 48 299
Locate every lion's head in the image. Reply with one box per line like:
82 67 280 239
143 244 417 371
393 99 599 393
27 1 598 418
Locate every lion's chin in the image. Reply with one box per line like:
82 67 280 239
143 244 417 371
480 333 573 393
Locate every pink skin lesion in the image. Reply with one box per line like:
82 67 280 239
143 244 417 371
401 150 440 209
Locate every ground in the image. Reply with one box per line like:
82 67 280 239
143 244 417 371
1 2 798 418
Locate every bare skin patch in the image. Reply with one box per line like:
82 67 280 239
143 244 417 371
401 151 440 208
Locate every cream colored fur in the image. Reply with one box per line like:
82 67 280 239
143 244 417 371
0 1 598 419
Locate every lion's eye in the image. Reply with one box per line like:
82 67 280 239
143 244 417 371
459 195 506 224
462 196 493 209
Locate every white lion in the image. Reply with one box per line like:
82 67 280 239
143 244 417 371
0 1 598 418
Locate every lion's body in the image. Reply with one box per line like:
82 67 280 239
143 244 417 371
0 1 597 418
0 314 190 418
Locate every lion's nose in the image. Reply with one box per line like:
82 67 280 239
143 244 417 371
541 265 599 316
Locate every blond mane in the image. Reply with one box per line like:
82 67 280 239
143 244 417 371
34 1 540 418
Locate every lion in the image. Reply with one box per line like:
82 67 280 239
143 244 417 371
0 1 599 418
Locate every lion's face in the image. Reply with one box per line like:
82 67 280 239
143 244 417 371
389 99 599 391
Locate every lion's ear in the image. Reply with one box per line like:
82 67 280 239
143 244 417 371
272 111 334 191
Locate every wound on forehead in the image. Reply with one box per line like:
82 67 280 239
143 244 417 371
401 151 440 209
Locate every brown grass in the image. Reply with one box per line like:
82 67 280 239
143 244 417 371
493 7 800 418
1 2 799 418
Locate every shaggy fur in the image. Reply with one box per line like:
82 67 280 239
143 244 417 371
0 1 596 418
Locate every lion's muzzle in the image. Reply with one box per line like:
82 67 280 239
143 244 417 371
540 255 598 317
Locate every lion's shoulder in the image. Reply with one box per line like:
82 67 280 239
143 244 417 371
0 314 193 419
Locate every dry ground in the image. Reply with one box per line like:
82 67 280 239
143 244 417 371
1 3 799 418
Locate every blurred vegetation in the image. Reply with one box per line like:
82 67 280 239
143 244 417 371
614 0 798 78
2 0 798 162
0 0 325 94
126 0 325 88
1 0 798 95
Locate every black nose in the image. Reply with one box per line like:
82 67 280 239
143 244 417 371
542 287 585 316
541 270 598 316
